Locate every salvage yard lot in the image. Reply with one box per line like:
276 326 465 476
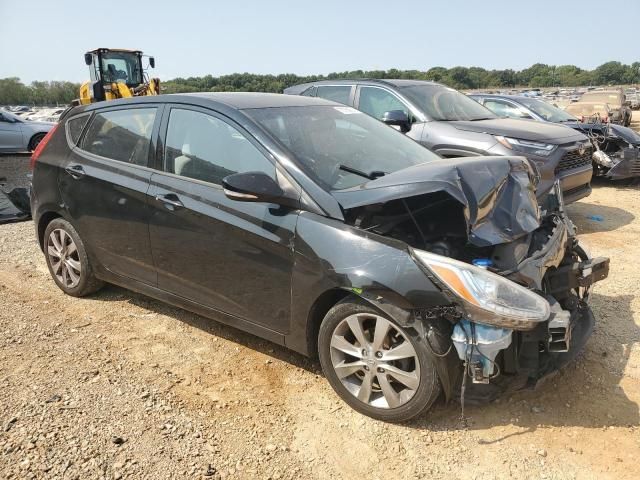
0 182 639 480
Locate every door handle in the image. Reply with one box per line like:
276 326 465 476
155 193 184 209
65 165 86 179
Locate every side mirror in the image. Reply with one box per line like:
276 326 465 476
382 110 411 133
223 171 288 205
149 57 155 69
84 53 93 65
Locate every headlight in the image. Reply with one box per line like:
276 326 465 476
495 135 557 157
412 249 550 330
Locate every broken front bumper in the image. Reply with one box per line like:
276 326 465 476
597 147 640 179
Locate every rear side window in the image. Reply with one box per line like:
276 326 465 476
316 86 352 105
164 108 274 185
81 108 157 166
66 113 91 146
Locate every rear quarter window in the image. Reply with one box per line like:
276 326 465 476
81 108 157 166
65 113 91 146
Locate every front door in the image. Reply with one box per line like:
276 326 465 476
148 106 297 333
58 105 161 285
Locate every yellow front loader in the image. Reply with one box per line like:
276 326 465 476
75 48 160 105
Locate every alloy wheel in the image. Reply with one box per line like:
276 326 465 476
329 313 420 409
47 228 81 289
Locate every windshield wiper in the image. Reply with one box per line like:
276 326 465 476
339 164 386 180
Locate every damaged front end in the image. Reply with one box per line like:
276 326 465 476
577 123 640 179
335 157 609 399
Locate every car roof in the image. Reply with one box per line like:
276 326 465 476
73 92 337 114
181 92 335 109
286 78 443 90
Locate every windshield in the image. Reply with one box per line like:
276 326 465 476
580 91 622 106
517 97 577 122
565 103 609 116
100 52 143 86
245 105 441 190
398 84 497 121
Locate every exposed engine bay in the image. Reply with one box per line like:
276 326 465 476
337 158 609 400
574 121 640 179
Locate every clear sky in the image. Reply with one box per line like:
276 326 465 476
1 0 638 83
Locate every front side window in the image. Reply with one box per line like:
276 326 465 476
246 105 440 190
82 108 156 166
315 86 352 105
164 108 274 185
358 87 409 120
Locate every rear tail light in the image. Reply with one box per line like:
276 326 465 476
30 123 59 170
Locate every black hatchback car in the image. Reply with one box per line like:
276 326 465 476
30 93 608 422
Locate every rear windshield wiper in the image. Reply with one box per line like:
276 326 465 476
339 164 386 180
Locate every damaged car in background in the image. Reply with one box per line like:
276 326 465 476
31 94 609 422
471 94 640 180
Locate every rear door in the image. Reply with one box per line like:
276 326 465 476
0 113 24 151
58 104 161 285
148 105 297 333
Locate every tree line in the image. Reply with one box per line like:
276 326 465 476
2 61 639 106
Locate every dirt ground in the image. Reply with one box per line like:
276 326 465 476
0 178 639 479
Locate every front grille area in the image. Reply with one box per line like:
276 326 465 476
555 146 593 174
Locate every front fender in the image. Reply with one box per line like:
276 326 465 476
286 212 460 399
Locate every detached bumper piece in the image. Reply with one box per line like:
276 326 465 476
545 256 610 295
605 148 640 180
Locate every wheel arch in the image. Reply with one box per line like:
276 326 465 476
28 131 48 151
37 211 62 251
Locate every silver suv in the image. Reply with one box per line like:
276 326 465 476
285 79 593 203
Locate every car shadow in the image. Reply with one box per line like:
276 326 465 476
89 285 638 432
89 284 319 373
567 201 635 233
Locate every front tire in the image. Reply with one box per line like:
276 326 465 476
318 297 441 422
43 218 104 297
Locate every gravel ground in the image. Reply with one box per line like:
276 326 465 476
0 181 639 479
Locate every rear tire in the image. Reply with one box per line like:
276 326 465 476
318 297 441 422
43 218 104 297
28 133 46 152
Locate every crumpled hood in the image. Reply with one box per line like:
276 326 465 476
451 118 586 143
565 121 640 145
332 156 541 247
